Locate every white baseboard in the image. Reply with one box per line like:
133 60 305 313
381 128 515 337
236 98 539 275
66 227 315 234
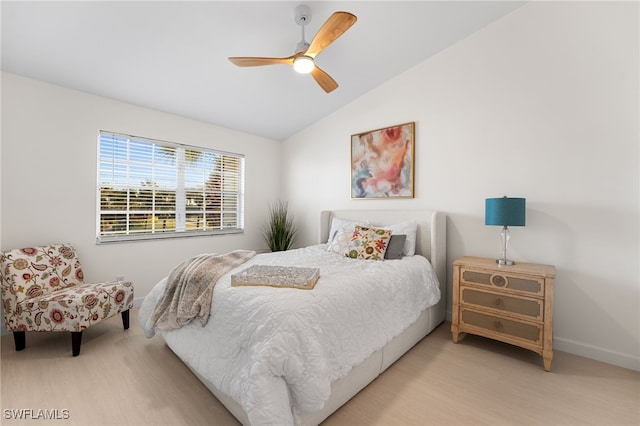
554 337 640 372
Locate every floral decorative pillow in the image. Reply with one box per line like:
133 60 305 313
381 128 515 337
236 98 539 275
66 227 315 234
346 226 392 260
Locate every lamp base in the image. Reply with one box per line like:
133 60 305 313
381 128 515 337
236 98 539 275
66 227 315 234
496 258 515 266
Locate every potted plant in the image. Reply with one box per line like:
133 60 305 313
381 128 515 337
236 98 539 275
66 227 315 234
263 200 297 252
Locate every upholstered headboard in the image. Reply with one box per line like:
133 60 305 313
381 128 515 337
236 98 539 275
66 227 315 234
320 210 447 287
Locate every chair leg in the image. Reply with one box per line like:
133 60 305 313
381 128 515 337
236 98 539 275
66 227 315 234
71 331 83 357
13 331 26 351
121 309 130 330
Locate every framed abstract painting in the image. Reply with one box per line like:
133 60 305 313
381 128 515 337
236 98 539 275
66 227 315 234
350 121 415 199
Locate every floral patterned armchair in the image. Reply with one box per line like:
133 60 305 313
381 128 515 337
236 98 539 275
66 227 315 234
0 244 134 356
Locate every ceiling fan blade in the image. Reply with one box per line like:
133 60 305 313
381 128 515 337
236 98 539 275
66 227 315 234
306 11 357 58
311 66 339 93
228 56 295 67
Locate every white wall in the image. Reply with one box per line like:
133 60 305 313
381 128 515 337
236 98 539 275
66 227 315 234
282 2 639 371
1 72 281 309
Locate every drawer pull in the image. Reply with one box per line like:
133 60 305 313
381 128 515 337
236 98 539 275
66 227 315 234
493 320 503 330
491 274 507 287
494 297 504 308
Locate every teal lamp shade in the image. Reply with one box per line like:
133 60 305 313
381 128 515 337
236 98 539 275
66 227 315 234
485 197 526 227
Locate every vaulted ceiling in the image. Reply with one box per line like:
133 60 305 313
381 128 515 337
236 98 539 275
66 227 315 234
2 1 524 141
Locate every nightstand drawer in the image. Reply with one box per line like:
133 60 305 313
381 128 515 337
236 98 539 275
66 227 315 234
461 287 543 320
461 308 542 344
461 267 544 297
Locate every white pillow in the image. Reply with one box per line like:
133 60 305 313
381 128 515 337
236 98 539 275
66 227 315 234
384 221 418 256
326 217 367 244
326 227 353 255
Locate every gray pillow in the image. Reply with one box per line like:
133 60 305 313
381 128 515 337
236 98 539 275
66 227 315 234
384 234 407 260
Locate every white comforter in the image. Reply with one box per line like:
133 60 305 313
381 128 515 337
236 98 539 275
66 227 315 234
139 244 440 425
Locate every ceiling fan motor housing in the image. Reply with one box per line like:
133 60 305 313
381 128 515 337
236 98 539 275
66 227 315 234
296 40 310 52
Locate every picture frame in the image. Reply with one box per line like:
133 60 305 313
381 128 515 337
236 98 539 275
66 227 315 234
350 121 415 199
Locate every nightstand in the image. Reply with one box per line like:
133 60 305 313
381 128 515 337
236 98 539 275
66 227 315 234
451 256 556 371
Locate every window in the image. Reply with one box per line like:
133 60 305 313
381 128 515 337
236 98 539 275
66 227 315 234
97 131 244 243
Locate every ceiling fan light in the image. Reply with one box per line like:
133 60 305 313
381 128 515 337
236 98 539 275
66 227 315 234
293 56 315 74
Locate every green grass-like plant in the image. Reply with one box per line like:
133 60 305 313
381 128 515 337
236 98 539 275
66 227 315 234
263 200 297 252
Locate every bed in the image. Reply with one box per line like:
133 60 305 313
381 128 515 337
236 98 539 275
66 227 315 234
139 209 446 425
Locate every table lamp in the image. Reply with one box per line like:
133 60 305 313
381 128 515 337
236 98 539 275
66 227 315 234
485 196 526 265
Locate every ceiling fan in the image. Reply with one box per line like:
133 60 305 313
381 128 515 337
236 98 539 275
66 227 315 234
228 5 357 93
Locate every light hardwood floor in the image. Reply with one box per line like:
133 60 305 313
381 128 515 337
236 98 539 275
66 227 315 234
1 308 638 425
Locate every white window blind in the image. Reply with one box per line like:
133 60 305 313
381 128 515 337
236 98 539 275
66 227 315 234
97 131 244 243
